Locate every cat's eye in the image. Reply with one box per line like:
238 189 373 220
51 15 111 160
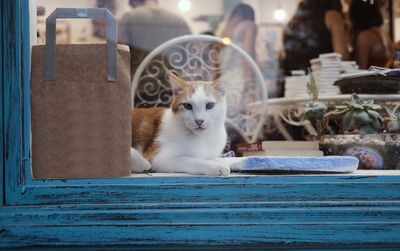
206 102 215 109
182 103 193 110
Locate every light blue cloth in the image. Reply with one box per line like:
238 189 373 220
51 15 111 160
229 156 359 173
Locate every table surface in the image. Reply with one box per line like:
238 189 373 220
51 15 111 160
130 170 400 177
268 94 400 106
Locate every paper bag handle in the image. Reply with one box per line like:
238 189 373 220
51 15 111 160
45 8 117 81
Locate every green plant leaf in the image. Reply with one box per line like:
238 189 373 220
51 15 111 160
371 118 383 132
365 99 373 105
307 69 318 101
388 120 400 132
334 105 348 110
359 124 378 135
367 110 384 122
370 104 382 110
351 93 360 101
353 110 370 124
343 111 359 130
352 103 364 110
326 109 348 116
394 104 400 114
384 105 395 117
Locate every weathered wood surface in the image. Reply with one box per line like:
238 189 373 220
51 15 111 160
0 0 4 207
2 0 29 207
2 174 400 247
1 195 400 248
5 174 400 205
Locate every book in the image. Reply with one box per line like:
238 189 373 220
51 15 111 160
266 150 323 157
262 141 319 151
235 141 262 153
241 150 266 157
237 141 323 157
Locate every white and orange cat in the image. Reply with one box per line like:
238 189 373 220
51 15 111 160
130 72 230 175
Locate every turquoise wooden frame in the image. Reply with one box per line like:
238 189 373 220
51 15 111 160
1 0 400 248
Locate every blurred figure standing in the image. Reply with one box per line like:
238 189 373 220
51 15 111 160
216 3 260 144
215 3 258 95
217 3 257 60
118 0 191 77
281 0 350 75
349 0 394 69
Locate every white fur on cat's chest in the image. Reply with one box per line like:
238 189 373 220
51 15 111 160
155 109 226 160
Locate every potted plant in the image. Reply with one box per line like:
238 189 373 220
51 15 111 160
320 95 400 170
326 94 383 134
301 70 327 136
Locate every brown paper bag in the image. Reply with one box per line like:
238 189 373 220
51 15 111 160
30 8 131 179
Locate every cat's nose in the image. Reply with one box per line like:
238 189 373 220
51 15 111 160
195 119 204 126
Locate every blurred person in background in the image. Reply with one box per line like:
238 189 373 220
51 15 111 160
216 3 257 61
349 0 394 69
215 3 259 97
118 0 191 78
280 0 350 75
216 3 259 145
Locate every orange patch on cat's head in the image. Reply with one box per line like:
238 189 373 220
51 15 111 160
168 72 226 112
205 76 225 98
169 72 194 112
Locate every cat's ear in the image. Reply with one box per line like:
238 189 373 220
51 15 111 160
211 76 226 96
168 71 187 95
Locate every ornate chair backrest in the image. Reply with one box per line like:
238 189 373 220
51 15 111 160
132 35 268 143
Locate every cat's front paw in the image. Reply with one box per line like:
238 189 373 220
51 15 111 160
131 148 152 173
215 164 230 176
131 157 151 173
210 160 230 176
214 158 231 176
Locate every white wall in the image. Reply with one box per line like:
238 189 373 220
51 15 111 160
159 0 223 34
30 0 38 45
243 0 299 25
37 0 99 44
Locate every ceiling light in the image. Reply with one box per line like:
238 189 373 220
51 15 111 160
178 0 191 12
274 8 286 22
222 37 231 45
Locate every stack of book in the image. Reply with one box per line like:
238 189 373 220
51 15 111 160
236 141 323 157
284 70 308 98
340 61 359 75
310 52 342 96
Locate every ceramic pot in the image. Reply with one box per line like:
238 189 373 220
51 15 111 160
320 134 400 170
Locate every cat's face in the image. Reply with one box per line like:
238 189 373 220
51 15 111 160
169 73 226 135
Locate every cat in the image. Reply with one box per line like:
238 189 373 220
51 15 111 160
130 72 230 176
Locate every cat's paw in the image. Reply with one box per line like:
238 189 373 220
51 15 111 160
131 148 152 173
215 164 230 176
131 158 151 173
210 160 230 176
